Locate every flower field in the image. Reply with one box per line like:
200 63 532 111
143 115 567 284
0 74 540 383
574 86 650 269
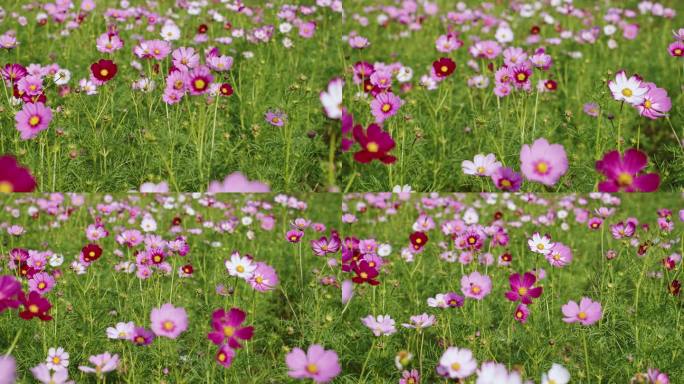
1 192 683 383
340 0 684 192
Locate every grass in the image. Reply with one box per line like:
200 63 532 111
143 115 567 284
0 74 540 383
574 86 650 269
340 0 684 191
2 192 683 383
0 0 343 192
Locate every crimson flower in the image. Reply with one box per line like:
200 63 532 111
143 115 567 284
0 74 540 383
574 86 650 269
81 244 103 263
409 231 428 251
433 57 456 78
352 260 379 285
91 59 118 82
352 123 396 164
19 291 52 321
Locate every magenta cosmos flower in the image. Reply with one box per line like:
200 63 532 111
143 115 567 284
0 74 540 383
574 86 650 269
352 123 396 164
520 138 568 186
636 82 671 120
370 92 402 124
562 297 602 326
207 307 254 348
491 167 522 191
460 271 492 300
504 272 543 304
0 156 36 193
150 303 188 339
0 275 22 312
15 102 52 140
207 172 270 193
595 148 660 192
286 344 341 383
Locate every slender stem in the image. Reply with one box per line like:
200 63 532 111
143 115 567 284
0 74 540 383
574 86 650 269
582 329 590 380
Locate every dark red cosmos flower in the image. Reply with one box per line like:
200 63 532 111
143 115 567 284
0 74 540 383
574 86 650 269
352 123 396 164
0 155 37 192
81 244 103 263
198 24 208 34
409 231 428 251
543 80 557 91
433 57 456 78
90 59 118 82
19 291 52 321
669 280 681 296
352 260 379 285
219 83 234 96
182 264 194 275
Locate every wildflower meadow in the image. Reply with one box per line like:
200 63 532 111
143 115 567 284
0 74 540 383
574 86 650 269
341 0 684 192
0 192 683 383
0 0 343 192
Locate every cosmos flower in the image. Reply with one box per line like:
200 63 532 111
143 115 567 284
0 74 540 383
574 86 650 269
18 291 52 321
460 271 492 300
370 92 402 124
130 327 155 346
90 59 117 83
520 138 568 186
401 313 436 329
78 352 119 376
562 297 602 326
30 364 74 384
462 153 501 177
504 272 543 304
0 157 33 193
361 314 396 336
286 344 341 383
352 260 379 285
438 347 478 379
320 78 343 119
514 304 530 323
595 148 660 192
15 102 52 140
265 110 287 127
215 344 235 368
491 167 522 192
207 307 254 348
352 123 396 164
207 172 270 193
225 252 257 279
608 71 647 105
150 303 188 339
0 275 22 312
106 321 135 339
528 232 554 254
636 82 671 120
433 57 456 78
541 363 571 384
545 243 573 267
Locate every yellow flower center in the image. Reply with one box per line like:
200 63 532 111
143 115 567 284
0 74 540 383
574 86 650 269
516 73 526 81
675 48 682 55
135 336 145 343
236 265 245 273
223 326 235 337
381 103 391 113
617 172 633 186
578 311 587 320
218 352 226 362
163 321 174 331
621 88 633 97
440 65 448 73
28 304 39 313
38 282 46 289
518 287 528 296
100 69 109 77
29 115 41 127
644 100 652 109
471 285 481 294
451 362 461 371
366 142 379 153
537 243 545 250
255 276 263 284
0 181 14 193
500 179 512 188
89 251 95 257
476 166 485 174
194 79 206 90
536 161 549 174
360 272 368 279
52 356 61 364
306 363 318 374
272 117 280 124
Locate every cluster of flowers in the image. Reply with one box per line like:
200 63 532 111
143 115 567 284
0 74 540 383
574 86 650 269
608 71 672 120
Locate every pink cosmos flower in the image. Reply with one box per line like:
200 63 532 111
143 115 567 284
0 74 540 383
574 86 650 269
207 307 254 348
286 344 341 383
370 92 402 124
207 172 270 193
669 41 684 57
31 363 74 384
0 356 16 384
545 243 573 267
562 297 602 326
401 313 436 329
321 78 343 119
520 138 568 186
491 167 522 191
78 352 119 376
215 344 235 368
95 33 124 53
150 303 188 339
172 47 200 71
504 272 543 304
514 304 529 323
460 271 492 300
28 272 56 295
15 102 52 140
186 65 213 95
595 148 660 192
248 262 279 292
362 314 396 336
438 347 478 379
636 82 671 120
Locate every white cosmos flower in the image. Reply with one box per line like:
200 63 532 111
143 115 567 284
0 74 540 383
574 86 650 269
225 252 256 279
53 69 71 85
608 71 648 105
462 153 501 177
49 254 64 267
528 232 554 254
541 363 570 384
106 321 135 339
320 77 343 119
